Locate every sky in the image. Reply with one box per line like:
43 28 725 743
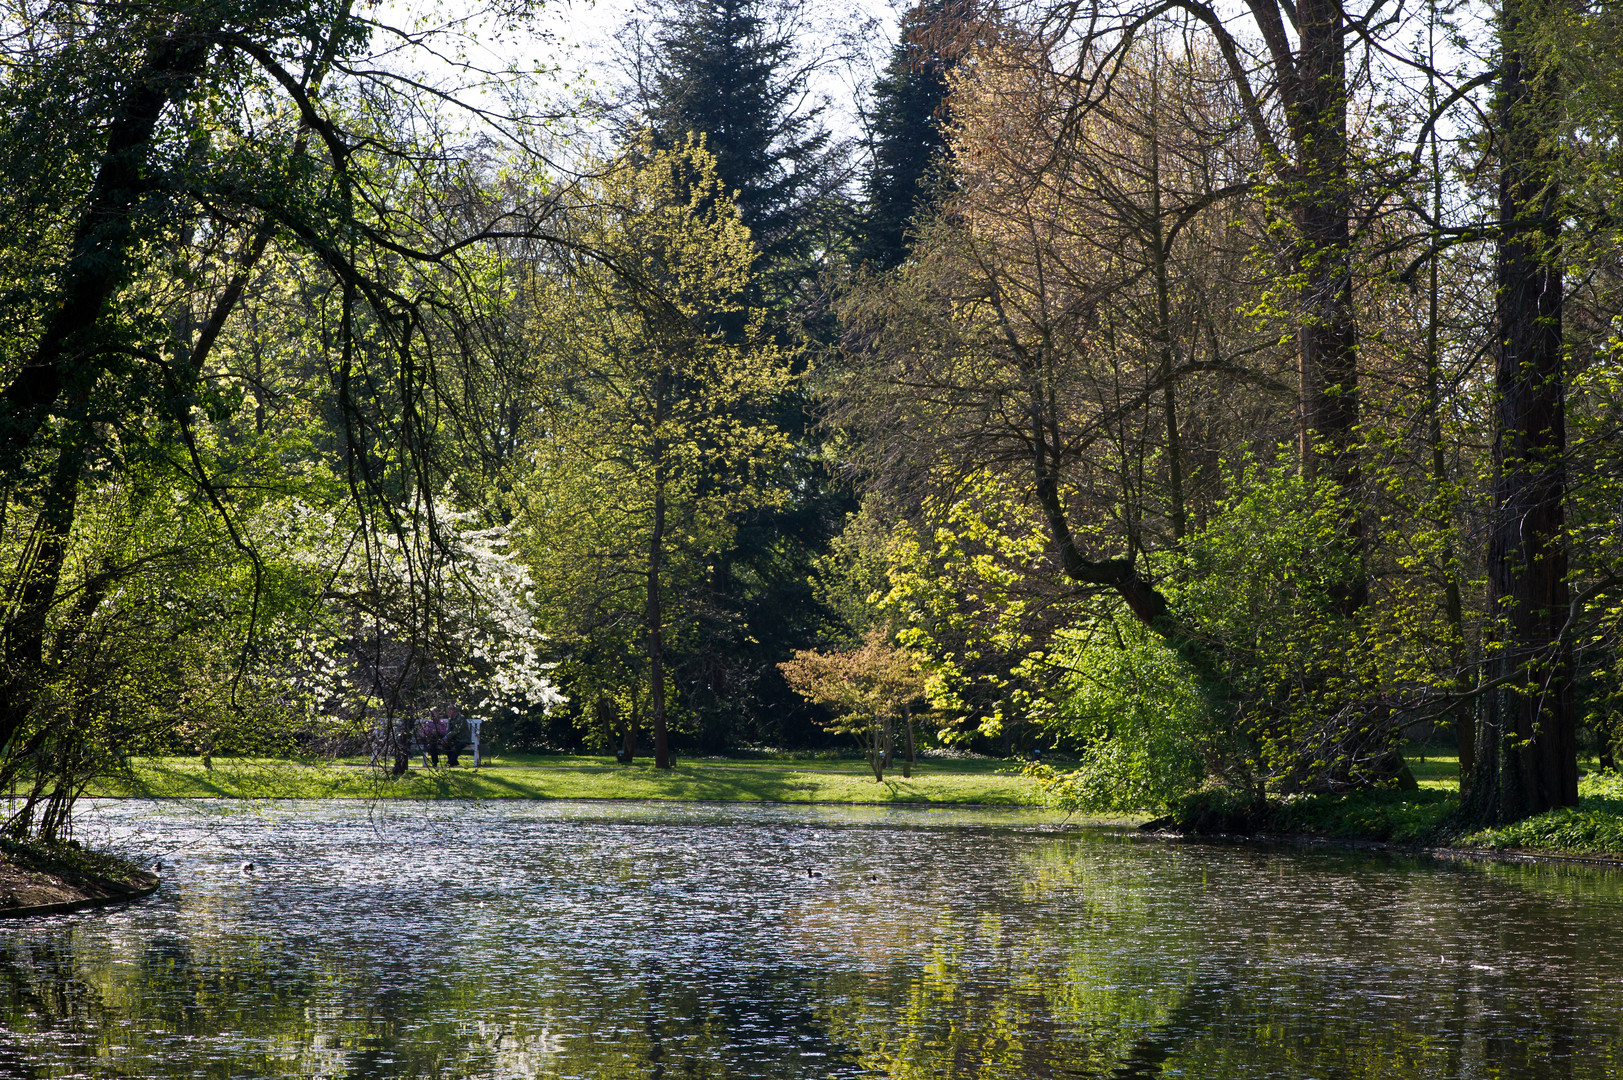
381 0 906 150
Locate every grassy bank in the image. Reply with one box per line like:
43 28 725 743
0 836 157 914
89 753 1041 806
1172 744 1623 861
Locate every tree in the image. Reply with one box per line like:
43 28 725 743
1014 0 1391 607
832 35 1269 724
517 141 792 769
779 630 926 779
608 0 861 753
854 0 972 270
630 0 846 300
0 0 575 834
1463 0 1577 823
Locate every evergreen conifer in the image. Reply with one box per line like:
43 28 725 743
855 0 969 269
641 0 841 296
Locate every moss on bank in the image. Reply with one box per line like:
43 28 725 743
89 754 1041 806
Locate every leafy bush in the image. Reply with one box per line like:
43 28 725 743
1023 612 1209 812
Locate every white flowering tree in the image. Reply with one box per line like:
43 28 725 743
243 496 564 769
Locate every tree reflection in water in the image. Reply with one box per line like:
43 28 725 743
0 802 1620 1078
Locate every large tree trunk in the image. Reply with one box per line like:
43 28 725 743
1463 0 1575 825
1289 0 1364 611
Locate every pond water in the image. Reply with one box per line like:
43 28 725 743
3 800 1622 1078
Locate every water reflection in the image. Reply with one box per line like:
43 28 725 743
1 801 1620 1078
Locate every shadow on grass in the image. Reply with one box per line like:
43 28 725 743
106 756 1035 805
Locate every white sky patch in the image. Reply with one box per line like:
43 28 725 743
369 0 903 161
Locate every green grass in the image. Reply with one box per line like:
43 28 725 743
87 745 1623 860
90 754 1041 806
1456 771 1623 856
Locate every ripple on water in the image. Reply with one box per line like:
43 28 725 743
1 799 1621 1079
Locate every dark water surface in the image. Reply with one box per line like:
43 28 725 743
3 799 1622 1078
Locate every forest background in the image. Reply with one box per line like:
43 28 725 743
1 0 1620 840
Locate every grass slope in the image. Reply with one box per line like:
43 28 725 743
0 837 157 913
92 754 1040 806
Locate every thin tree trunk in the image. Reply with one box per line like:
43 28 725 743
648 453 671 770
596 696 617 754
1423 88 1474 785
623 701 639 763
0 434 87 757
1148 102 1187 543
1464 0 1575 824
1030 429 1235 727
902 717 915 779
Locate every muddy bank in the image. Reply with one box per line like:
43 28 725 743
0 838 157 917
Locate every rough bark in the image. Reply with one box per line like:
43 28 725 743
1462 0 1575 824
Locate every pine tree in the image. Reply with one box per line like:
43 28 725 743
855 0 968 269
641 0 839 295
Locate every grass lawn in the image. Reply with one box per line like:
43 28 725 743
91 753 1042 806
84 744 1623 860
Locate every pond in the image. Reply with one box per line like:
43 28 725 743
3 799 1621 1078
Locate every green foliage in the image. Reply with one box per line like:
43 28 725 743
1459 772 1623 854
874 473 1049 747
779 629 926 779
101 753 1042 805
640 0 842 298
1178 465 1402 791
854 0 962 270
1022 613 1209 813
1263 789 1457 844
514 139 792 750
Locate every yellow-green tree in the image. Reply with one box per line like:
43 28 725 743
516 140 791 768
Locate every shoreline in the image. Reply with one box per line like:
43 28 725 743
1135 826 1623 871
0 839 159 918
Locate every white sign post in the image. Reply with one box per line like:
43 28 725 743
469 716 485 768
